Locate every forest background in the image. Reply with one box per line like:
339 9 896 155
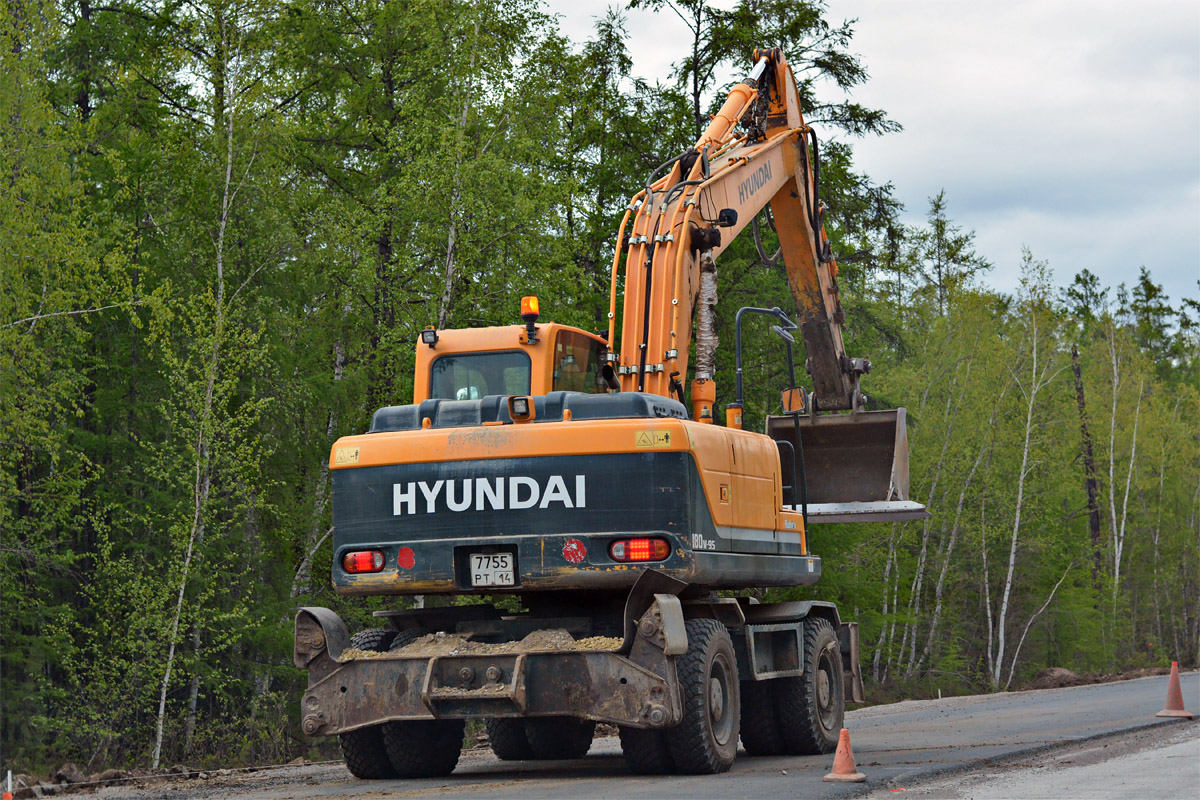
2 0 1197 775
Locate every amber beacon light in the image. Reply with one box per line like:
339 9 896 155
521 295 540 343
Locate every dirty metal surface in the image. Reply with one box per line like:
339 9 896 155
298 592 688 736
303 647 676 735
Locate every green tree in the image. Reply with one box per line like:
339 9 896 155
1063 268 1108 325
910 190 990 318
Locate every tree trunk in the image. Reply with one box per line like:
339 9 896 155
437 16 479 329
1071 345 1103 587
992 330 1039 688
76 1 92 122
183 521 205 754
1149 400 1176 649
290 332 346 602
913 392 1002 677
153 31 237 766
903 360 967 677
1111 379 1143 604
1004 563 1071 690
872 523 899 683
991 313 1061 688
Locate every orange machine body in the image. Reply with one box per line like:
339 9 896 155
329 403 810 596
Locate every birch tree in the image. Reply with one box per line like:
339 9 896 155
986 252 1066 689
147 0 278 766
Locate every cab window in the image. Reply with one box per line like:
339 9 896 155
430 351 531 400
552 330 605 393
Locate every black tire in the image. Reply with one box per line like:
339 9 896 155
524 717 595 759
618 726 675 775
381 718 465 778
739 679 784 756
379 626 462 777
338 629 400 779
350 627 398 653
666 618 740 774
385 628 426 652
485 718 534 761
340 727 395 780
774 616 843 755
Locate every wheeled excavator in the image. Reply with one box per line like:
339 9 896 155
293 47 926 779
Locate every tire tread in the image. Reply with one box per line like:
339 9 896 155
485 718 534 761
774 616 842 755
739 679 784 756
338 629 401 779
381 719 465 778
618 726 675 774
524 717 595 760
665 618 740 774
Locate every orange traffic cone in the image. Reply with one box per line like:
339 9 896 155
1156 661 1195 719
823 728 867 783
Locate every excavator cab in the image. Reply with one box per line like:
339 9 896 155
413 299 611 403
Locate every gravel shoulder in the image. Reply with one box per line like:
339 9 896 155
864 719 1200 799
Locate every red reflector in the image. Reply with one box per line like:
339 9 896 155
609 538 670 563
343 550 384 573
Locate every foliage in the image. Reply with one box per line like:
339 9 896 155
1 0 1196 776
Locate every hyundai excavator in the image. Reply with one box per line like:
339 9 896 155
293 48 926 779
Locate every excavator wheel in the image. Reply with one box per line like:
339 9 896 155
665 618 740 774
485 718 534 761
524 717 595 759
337 629 399 779
773 616 843 754
739 679 784 756
618 726 675 775
378 628 464 777
385 628 426 654
381 718 465 778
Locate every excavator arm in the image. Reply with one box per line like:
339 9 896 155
606 49 860 413
607 48 926 523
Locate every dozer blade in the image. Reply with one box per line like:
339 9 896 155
766 408 929 524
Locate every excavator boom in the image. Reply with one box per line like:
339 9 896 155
607 49 925 523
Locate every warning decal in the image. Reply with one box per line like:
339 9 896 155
635 430 673 449
334 446 361 465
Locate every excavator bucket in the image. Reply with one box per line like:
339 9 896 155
767 408 929 524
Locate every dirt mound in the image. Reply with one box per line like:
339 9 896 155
1026 668 1097 689
339 629 622 661
1024 666 1172 690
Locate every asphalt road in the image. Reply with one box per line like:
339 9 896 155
96 672 1199 800
865 721 1200 799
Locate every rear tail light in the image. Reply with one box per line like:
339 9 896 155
343 550 385 573
609 537 670 563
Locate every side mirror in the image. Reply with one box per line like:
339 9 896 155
781 387 806 414
717 208 738 228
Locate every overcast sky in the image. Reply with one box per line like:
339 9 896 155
551 1 1200 308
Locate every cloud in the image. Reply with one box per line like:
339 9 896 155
835 0 1200 302
549 0 1200 303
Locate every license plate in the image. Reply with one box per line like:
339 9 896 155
470 553 515 587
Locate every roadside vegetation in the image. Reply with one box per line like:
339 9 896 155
2 0 1196 776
